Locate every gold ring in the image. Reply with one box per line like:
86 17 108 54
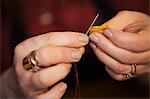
23 50 42 72
123 64 137 78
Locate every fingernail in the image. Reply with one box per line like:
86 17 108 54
78 34 89 43
104 29 112 38
72 49 82 60
58 83 67 93
89 34 99 43
89 43 97 49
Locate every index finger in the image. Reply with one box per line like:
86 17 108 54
22 32 89 51
16 32 89 61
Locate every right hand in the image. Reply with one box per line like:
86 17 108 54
89 11 150 81
14 32 89 98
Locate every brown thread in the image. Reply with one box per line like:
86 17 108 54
72 13 100 98
73 63 80 98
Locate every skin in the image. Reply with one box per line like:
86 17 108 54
89 11 150 81
7 10 150 98
14 32 89 98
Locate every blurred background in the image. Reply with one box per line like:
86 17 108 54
1 0 149 98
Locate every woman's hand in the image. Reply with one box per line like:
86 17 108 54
89 11 150 81
14 32 89 98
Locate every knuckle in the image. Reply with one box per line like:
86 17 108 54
51 48 65 61
37 47 54 65
14 44 26 76
68 48 82 62
117 10 138 16
117 10 130 16
39 48 48 60
60 48 67 59
14 64 20 76
14 46 19 54
51 48 66 63
14 44 23 54
117 10 137 21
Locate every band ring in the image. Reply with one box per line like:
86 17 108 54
123 64 137 78
23 50 42 72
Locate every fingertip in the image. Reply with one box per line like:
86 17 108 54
89 43 97 50
79 47 85 55
57 82 67 93
103 28 113 38
89 33 99 43
103 28 125 46
54 82 67 98
103 28 123 38
78 33 89 45
37 82 67 99
71 49 82 62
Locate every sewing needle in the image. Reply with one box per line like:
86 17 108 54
85 13 99 35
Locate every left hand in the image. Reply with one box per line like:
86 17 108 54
13 32 89 98
89 11 150 81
